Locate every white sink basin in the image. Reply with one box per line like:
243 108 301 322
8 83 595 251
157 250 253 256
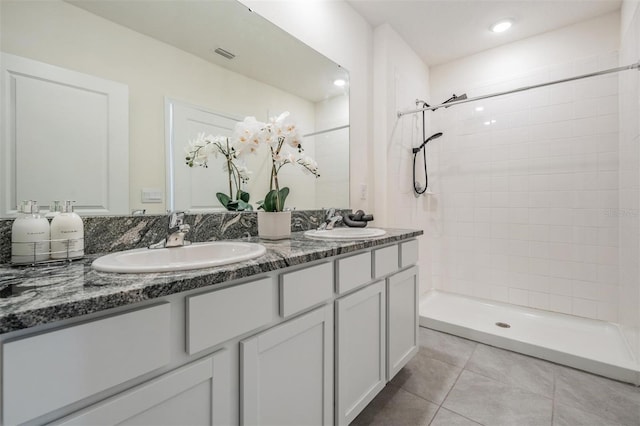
304 228 386 240
92 241 266 273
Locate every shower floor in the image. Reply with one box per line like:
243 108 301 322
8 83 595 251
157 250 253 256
419 290 639 385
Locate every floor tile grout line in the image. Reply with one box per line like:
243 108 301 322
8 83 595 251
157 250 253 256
390 382 441 407
429 342 479 426
450 337 559 400
430 329 639 425
418 327 480 370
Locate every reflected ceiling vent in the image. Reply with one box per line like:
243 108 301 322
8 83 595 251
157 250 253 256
214 47 235 60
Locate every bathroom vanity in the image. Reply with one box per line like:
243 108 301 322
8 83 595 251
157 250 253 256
0 229 421 426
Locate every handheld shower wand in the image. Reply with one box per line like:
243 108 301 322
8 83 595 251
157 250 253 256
411 95 455 194
412 132 443 154
413 132 442 194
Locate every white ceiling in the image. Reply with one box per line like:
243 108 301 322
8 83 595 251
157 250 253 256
346 0 622 66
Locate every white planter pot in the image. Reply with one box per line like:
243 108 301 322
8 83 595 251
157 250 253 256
257 211 291 240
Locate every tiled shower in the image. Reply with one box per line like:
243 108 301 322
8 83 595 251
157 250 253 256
417 7 640 376
429 51 621 322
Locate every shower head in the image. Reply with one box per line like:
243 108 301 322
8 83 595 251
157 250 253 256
412 132 443 153
442 93 467 107
426 132 443 142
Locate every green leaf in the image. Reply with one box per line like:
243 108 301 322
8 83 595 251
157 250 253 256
236 200 253 211
263 190 277 212
237 189 250 203
226 201 239 211
216 192 231 208
259 187 290 212
276 187 289 211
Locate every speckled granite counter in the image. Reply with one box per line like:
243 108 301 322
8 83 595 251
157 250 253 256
0 229 422 334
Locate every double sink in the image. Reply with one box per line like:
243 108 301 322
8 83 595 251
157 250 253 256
92 228 386 273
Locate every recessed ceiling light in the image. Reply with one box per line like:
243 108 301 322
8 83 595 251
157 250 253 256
491 20 513 33
334 79 346 87
475 106 484 112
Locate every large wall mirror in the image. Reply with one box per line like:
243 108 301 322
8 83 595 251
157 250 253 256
0 0 349 217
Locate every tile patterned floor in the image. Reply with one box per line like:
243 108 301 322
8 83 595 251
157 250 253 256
351 327 640 426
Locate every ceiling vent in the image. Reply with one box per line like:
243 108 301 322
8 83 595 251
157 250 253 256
214 47 235 60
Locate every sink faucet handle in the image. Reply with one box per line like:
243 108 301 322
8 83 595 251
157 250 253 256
168 210 186 228
325 208 336 220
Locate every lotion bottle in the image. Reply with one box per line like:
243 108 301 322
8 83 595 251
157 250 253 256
11 200 51 264
51 201 84 259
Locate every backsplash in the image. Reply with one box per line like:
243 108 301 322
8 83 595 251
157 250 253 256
0 209 349 265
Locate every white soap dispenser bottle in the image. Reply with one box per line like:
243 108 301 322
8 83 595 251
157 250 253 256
45 200 62 219
51 201 84 259
11 200 51 264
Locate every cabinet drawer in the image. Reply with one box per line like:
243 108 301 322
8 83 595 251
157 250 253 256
400 239 419 268
280 262 333 318
187 277 277 355
336 251 372 294
373 245 399 278
52 350 230 426
2 303 171 426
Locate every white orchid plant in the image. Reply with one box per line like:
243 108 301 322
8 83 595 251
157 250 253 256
185 134 253 211
234 112 320 212
185 112 319 212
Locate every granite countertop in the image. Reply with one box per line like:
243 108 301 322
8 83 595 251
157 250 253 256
0 228 422 335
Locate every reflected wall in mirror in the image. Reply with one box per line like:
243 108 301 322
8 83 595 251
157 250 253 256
0 0 349 217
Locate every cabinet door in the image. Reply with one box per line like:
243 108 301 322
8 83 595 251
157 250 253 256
335 280 386 426
387 266 419 380
241 304 333 426
52 350 230 426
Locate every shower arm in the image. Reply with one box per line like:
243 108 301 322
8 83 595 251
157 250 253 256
398 61 640 118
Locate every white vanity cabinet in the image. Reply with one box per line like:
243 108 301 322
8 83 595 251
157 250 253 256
335 242 420 425
0 237 420 426
51 350 231 426
240 304 334 426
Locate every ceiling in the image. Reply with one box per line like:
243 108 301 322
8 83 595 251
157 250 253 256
346 0 622 66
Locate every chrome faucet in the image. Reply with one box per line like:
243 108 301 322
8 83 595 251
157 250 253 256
318 208 343 230
149 211 191 248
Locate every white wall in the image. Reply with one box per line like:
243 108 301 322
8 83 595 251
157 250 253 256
618 0 640 366
372 23 431 293
427 12 622 321
240 0 374 213
1 0 318 213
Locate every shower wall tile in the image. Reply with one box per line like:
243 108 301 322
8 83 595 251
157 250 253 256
431 51 623 321
549 294 573 315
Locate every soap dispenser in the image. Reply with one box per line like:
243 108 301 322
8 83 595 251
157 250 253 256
11 200 51 264
50 201 84 259
45 200 62 219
